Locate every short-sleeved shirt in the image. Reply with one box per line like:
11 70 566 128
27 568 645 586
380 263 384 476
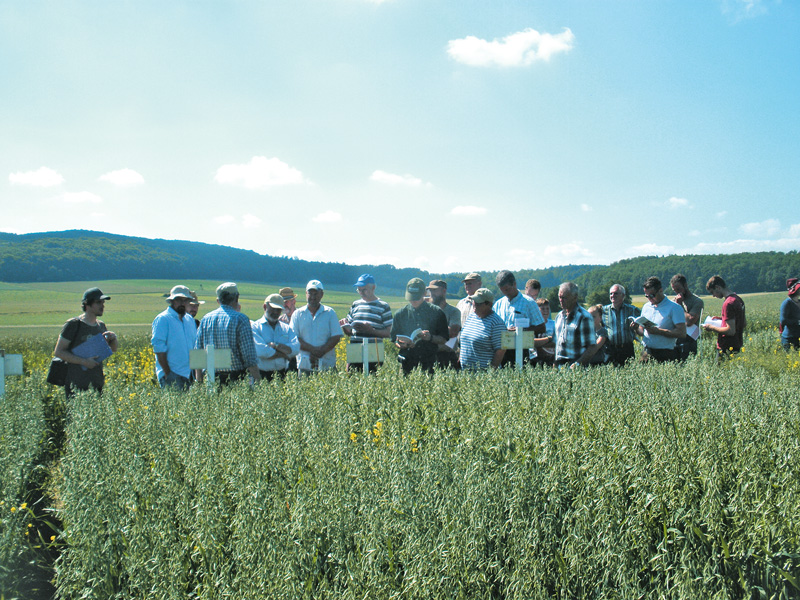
195 305 258 372
60 317 108 390
641 297 685 350
602 303 640 347
459 311 505 370
291 304 343 371
681 294 704 324
719 294 745 351
457 296 474 327
555 306 595 362
251 317 300 372
493 291 544 329
151 306 197 379
391 302 448 365
345 298 392 342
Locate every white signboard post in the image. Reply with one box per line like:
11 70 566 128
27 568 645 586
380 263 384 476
0 350 24 398
500 330 536 371
189 344 232 388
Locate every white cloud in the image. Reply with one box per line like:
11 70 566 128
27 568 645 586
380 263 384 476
628 243 675 256
370 170 427 186
242 214 262 228
9 166 64 187
690 236 800 254
98 168 145 186
542 243 593 260
61 191 103 204
720 0 769 21
214 156 305 189
790 223 800 238
580 203 592 212
447 27 574 68
667 196 690 209
739 218 780 237
312 210 342 223
214 215 236 225
450 205 487 217
716 210 728 218
352 253 402 266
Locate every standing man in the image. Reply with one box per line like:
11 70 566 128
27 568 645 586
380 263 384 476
251 293 299 381
553 282 596 368
188 291 204 328
670 274 704 360
391 278 449 375
493 270 546 365
457 272 482 327
341 274 393 372
632 276 686 363
525 279 541 301
703 275 746 357
290 280 343 375
459 288 506 370
278 287 299 371
427 279 461 369
195 282 261 385
151 285 197 390
602 284 641 366
53 287 118 397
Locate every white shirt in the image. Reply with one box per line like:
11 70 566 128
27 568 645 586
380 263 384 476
290 304 343 371
251 316 300 372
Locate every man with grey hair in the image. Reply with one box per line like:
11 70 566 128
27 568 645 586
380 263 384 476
457 272 482 326
251 293 300 381
152 285 198 390
602 284 641 366
554 282 596 367
195 282 261 385
493 269 545 366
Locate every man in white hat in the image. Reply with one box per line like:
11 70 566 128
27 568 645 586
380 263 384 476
151 285 199 390
251 293 300 381
290 280 343 375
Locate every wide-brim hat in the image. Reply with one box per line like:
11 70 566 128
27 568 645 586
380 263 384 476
279 287 297 300
166 285 194 302
462 272 481 283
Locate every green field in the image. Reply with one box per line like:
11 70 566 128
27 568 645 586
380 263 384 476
1 282 798 598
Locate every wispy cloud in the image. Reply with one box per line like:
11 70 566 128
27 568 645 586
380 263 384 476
739 218 780 237
580 203 592 212
215 156 305 189
242 214 262 228
312 210 342 223
61 191 103 204
447 27 574 67
667 196 691 209
9 166 64 187
720 0 769 22
370 170 428 186
98 168 144 186
450 205 487 216
214 215 236 225
628 243 675 256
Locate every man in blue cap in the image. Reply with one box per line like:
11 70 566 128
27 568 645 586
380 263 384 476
341 273 393 372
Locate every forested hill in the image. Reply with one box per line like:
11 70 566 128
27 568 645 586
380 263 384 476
0 230 797 297
0 230 596 294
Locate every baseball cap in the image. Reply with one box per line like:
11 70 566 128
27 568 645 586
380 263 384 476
469 288 494 305
306 279 324 291
426 279 447 290
462 272 481 283
82 287 110 304
279 287 297 299
265 293 285 310
166 285 194 302
405 277 426 301
354 274 375 287
216 282 239 301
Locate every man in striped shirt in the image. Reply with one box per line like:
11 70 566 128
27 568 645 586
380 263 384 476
341 273 392 372
602 284 641 366
459 288 506 370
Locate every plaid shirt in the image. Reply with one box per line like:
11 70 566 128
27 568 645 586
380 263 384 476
602 303 640 347
195 305 257 371
555 305 595 362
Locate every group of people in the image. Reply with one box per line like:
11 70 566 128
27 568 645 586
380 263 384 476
52 268 767 394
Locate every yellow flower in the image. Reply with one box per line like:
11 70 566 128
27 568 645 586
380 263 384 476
10 506 16 513
19 502 27 510
50 535 56 542
350 432 357 442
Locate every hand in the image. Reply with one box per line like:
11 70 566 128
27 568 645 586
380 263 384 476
83 356 100 369
103 331 117 343
396 338 414 350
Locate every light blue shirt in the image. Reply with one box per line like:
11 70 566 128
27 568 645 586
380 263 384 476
493 291 545 329
151 306 197 379
251 316 300 372
641 297 685 350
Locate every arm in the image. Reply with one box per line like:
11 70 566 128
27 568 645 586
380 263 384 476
490 348 506 368
705 319 735 336
54 335 101 369
251 322 278 360
643 322 687 339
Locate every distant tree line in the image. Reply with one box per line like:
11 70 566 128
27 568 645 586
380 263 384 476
1 231 798 302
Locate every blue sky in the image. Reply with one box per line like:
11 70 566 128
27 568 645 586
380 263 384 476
2 0 798 274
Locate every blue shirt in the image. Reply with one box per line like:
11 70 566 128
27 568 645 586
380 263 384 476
195 304 258 372
493 291 544 330
641 297 685 350
460 311 505 370
251 316 300 372
151 306 197 379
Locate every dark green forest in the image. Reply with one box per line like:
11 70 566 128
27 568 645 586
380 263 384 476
1 230 798 300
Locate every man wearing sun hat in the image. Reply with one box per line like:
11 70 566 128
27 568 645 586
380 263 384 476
54 287 119 397
341 273 393 372
151 285 198 390
290 280 343 375
187 290 205 328
251 293 300 381
195 282 261 385
390 277 448 375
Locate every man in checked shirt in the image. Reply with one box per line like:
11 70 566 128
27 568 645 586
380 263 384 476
602 284 641 366
195 282 261 385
